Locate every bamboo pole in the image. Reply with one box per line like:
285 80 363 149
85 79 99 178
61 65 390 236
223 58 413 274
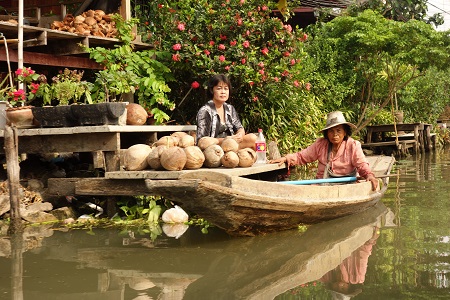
5 125 23 234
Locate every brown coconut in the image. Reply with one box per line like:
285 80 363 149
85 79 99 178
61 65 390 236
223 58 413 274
178 135 195 148
198 136 219 151
147 145 167 170
203 145 224 168
126 103 148 125
124 144 152 171
221 151 240 168
221 137 239 152
184 146 205 169
156 136 178 147
160 147 187 171
237 148 257 167
171 131 188 140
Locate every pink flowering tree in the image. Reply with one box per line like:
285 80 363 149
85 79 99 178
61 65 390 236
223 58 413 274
138 0 323 150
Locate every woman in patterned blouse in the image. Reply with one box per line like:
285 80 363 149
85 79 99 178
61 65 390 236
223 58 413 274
196 74 256 149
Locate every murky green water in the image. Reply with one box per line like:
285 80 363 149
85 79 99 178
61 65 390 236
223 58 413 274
1 147 449 299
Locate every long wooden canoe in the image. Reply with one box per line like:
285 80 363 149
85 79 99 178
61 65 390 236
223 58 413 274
146 155 395 236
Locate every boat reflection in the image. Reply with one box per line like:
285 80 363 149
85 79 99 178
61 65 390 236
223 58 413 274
1 202 390 299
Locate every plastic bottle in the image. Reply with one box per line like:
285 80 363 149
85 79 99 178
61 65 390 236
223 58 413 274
255 128 266 164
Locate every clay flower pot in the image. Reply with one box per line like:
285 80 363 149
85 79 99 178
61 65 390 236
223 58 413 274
5 106 35 128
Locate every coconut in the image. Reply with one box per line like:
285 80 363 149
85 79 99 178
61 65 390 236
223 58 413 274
156 136 178 147
147 145 167 170
221 137 239 152
237 148 257 167
160 147 187 171
198 136 219 150
126 103 148 125
184 146 205 169
203 144 224 168
170 131 188 140
178 135 195 148
123 144 152 171
221 151 240 168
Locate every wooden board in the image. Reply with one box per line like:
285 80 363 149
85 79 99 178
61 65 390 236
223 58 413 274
105 163 287 180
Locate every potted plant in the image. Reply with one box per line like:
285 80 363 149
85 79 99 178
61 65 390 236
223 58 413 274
0 67 41 128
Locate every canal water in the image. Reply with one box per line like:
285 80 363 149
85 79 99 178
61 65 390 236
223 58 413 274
0 147 449 299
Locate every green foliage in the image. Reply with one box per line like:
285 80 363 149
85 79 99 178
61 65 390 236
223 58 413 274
35 68 94 106
305 10 450 129
186 218 212 234
348 0 444 28
118 195 162 221
85 14 174 124
135 0 323 152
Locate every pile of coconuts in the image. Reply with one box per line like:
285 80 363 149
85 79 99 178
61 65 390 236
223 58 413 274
124 133 256 171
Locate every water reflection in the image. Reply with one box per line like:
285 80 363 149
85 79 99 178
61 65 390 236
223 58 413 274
1 201 390 300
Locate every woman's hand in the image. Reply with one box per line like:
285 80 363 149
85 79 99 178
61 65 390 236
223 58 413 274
269 156 289 167
232 132 244 143
366 174 379 191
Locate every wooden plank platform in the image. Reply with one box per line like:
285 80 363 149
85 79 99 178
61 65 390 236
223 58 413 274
105 163 287 180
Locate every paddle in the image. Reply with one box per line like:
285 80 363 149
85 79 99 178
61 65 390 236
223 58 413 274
279 176 358 185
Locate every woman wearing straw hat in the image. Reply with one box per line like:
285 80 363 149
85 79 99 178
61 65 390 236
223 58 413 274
269 111 378 190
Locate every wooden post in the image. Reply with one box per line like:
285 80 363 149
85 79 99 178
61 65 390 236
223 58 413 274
5 125 23 234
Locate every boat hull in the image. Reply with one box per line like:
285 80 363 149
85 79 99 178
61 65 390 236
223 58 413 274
145 155 395 236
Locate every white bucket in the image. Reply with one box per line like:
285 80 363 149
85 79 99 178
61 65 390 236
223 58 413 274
0 101 8 129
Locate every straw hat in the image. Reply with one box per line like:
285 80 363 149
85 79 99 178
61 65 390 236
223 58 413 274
322 111 357 131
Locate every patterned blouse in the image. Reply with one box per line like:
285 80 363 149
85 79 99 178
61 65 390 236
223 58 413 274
196 100 243 142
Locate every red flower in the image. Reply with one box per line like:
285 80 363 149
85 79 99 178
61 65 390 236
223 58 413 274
294 80 300 87
172 43 182 51
30 82 40 93
230 40 237 46
262 5 268 11
253 96 258 102
274 77 279 82
283 51 290 57
209 40 215 46
258 62 264 68
243 40 250 48
261 47 269 55
259 69 264 75
158 4 163 8
305 82 311 91
240 0 245 4
225 65 230 71
241 58 246 64
290 59 296 66
204 49 210 55
172 54 181 61
219 55 226 62
177 23 185 31
13 89 26 101
249 81 254 86
237 18 243 26
191 81 200 89
220 34 227 40
218 44 226 50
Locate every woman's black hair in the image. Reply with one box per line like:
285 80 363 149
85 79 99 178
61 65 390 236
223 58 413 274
206 74 231 99
323 124 352 141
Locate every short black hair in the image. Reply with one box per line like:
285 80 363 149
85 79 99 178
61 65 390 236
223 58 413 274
323 124 352 141
206 74 231 99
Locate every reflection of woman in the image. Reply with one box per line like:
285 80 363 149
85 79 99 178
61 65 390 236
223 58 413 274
320 227 380 299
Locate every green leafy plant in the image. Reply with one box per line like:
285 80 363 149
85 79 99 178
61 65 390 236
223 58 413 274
35 68 94 106
85 14 174 124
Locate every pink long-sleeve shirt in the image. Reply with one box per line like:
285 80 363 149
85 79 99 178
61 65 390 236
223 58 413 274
285 137 373 179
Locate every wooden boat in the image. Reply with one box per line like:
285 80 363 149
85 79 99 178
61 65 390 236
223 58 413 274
146 155 395 236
